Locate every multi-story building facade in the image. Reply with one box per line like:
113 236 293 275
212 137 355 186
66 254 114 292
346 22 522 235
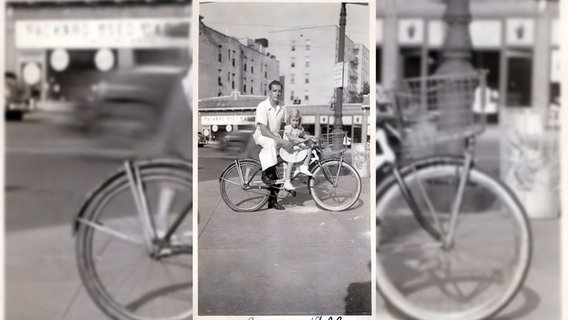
198 18 280 99
268 26 370 106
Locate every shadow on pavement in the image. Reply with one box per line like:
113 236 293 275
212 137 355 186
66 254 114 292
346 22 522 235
344 281 372 315
493 286 541 320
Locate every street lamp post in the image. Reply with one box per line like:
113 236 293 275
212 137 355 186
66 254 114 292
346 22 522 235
435 0 476 153
332 2 347 150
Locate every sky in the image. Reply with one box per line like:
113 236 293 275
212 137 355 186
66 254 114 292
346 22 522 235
198 2 371 46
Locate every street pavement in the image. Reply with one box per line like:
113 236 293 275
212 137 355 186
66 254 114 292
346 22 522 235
3 115 561 320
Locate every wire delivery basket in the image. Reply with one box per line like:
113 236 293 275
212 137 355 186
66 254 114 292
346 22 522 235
390 71 488 162
319 131 347 159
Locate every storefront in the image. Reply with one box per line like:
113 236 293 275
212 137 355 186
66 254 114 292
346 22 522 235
198 92 371 145
376 1 560 120
5 0 190 106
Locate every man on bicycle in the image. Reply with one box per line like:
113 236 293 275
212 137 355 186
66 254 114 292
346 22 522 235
252 80 291 210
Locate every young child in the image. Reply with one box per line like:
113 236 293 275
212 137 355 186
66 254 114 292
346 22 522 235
280 109 313 190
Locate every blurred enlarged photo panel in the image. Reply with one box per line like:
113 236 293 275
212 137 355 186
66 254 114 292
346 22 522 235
376 0 560 319
4 1 192 320
197 0 373 318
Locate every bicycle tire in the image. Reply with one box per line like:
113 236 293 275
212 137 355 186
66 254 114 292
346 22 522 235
309 159 362 211
75 159 193 320
219 159 269 212
376 161 532 320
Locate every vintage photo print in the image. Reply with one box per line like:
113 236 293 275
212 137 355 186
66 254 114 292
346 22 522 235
196 0 373 318
376 0 560 319
3 1 192 319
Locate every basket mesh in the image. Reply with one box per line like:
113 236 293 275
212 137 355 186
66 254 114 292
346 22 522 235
390 72 487 161
319 132 347 159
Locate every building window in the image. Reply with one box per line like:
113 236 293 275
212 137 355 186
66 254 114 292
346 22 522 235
232 50 236 67
305 73 309 84
291 40 296 51
244 56 247 71
244 84 247 92
218 91 222 96
291 56 295 68
290 90 294 100
218 76 222 86
305 56 310 68
232 73 235 89
304 90 309 101
306 40 310 51
290 74 295 85
227 72 230 81
218 45 222 62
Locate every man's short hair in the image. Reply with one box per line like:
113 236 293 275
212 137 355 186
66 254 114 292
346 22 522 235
268 80 283 90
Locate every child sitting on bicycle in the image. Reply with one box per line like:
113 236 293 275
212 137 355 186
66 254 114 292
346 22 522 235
279 108 313 190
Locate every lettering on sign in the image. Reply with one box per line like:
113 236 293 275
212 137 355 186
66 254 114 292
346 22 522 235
201 115 256 125
16 18 190 49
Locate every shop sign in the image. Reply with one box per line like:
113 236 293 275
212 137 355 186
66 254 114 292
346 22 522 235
333 62 344 88
329 116 353 125
506 19 534 47
16 18 190 49
320 116 328 124
551 49 560 83
376 19 383 45
399 19 423 45
201 115 255 125
551 19 558 46
302 115 315 124
428 20 502 49
471 20 502 48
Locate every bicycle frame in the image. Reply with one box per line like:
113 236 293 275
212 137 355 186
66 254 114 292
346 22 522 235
231 142 346 193
376 124 477 246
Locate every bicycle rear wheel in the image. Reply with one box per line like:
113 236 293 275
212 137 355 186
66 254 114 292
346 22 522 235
75 159 192 320
309 159 362 211
376 162 531 320
219 159 270 212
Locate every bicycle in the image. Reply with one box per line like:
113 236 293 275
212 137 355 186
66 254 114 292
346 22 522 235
219 132 362 212
375 72 532 320
72 158 193 320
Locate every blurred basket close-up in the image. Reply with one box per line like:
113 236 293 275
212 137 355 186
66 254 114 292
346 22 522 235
389 71 488 162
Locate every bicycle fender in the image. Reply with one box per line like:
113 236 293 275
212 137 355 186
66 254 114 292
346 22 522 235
376 155 467 200
218 158 261 182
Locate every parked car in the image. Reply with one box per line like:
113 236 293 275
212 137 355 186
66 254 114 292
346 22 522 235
198 132 207 147
4 72 32 121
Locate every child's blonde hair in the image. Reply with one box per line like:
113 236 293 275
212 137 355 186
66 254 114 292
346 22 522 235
288 108 302 124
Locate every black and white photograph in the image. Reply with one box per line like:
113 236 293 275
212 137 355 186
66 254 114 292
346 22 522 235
3 1 193 319
375 0 560 319
196 0 373 318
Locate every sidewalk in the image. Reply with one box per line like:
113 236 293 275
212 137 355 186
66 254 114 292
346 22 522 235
197 176 373 316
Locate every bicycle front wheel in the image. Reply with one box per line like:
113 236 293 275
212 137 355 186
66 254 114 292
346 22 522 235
309 159 362 211
76 159 192 320
219 159 269 212
376 162 531 320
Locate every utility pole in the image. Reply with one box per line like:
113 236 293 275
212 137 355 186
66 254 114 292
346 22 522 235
332 2 347 150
